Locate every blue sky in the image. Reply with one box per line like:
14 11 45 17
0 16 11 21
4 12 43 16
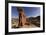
11 6 40 18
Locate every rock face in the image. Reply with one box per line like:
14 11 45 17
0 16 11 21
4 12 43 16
29 16 40 27
17 7 28 27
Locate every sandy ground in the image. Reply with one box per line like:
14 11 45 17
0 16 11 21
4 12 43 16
12 21 38 28
21 23 37 28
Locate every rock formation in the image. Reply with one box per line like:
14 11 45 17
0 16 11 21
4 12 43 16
17 7 29 27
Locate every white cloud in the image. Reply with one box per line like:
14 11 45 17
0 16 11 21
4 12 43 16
12 16 19 19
